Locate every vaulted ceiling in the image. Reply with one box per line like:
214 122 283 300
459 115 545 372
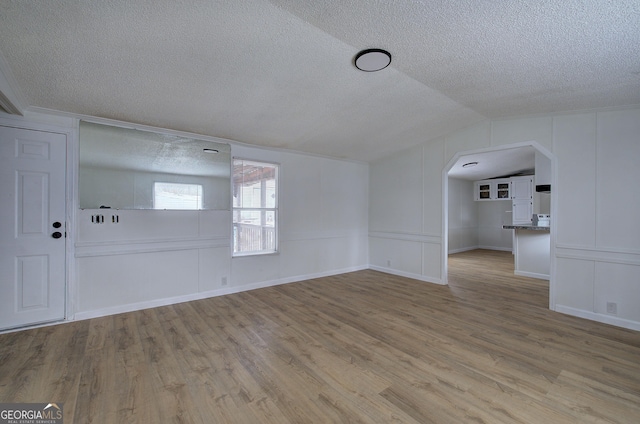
0 1 638 162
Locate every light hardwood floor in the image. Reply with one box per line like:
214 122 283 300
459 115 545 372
1 249 639 423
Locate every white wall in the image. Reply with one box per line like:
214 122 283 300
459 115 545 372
553 109 640 328
477 201 512 251
369 141 444 283
447 177 511 254
74 139 369 319
75 209 230 315
447 178 478 253
370 107 640 330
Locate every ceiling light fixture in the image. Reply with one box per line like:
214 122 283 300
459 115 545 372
462 162 478 168
354 49 392 72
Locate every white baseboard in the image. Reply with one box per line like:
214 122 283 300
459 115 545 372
554 304 640 331
368 265 444 285
72 265 368 322
478 245 513 252
514 270 550 280
73 290 227 321
7 267 638 335
448 246 479 254
449 246 513 254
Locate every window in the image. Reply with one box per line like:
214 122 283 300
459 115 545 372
153 182 203 210
232 159 278 256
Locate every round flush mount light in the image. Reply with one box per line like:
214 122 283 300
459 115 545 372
462 162 478 168
203 148 219 154
354 49 392 72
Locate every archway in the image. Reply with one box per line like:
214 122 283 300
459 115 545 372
441 141 556 308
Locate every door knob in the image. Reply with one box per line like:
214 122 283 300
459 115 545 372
52 232 62 239
52 221 62 228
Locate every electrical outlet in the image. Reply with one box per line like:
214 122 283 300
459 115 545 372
91 214 104 224
606 302 617 315
221 276 228 286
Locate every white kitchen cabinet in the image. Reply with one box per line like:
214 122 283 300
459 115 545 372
512 199 533 224
475 181 492 200
511 176 533 224
495 181 510 199
474 178 510 201
511 176 533 200
474 176 533 223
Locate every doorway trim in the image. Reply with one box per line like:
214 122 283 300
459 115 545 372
441 140 557 310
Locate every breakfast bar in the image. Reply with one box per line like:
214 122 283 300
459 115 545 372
502 225 550 280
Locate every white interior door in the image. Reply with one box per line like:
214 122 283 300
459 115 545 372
0 126 67 330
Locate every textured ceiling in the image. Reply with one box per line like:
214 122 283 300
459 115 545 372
0 1 638 162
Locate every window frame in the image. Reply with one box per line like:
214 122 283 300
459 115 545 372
231 158 279 257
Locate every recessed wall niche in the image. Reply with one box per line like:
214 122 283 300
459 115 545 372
79 121 230 210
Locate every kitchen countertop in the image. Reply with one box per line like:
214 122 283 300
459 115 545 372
502 225 550 231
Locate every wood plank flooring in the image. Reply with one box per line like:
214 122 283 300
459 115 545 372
1 249 639 423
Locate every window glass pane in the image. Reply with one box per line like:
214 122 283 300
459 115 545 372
264 210 275 227
235 209 261 226
265 179 276 208
154 182 203 210
232 211 277 254
235 181 262 208
232 159 278 256
233 160 277 208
